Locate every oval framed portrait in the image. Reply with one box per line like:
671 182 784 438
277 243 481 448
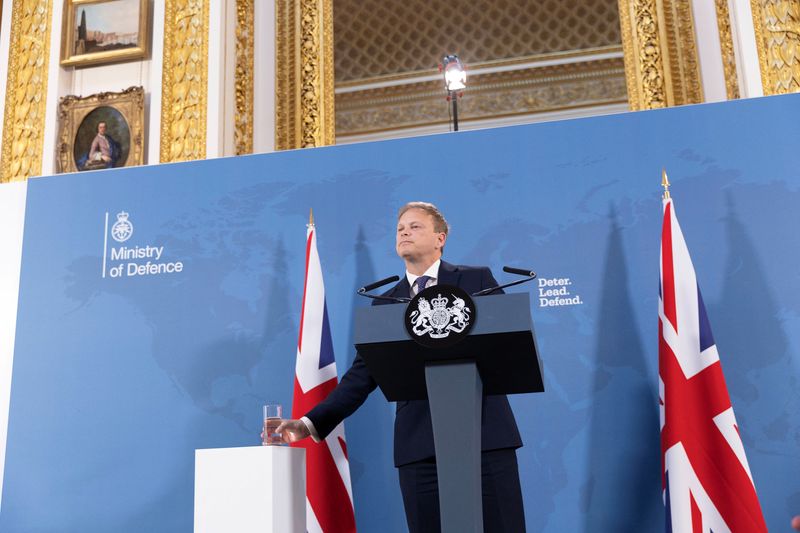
73 106 131 171
57 86 144 174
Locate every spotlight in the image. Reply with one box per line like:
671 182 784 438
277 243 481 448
442 54 466 91
441 54 466 131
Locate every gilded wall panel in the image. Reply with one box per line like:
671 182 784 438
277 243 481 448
235 0 254 155
619 0 644 109
275 0 298 150
275 0 335 150
635 0 668 108
1 0 52 182
659 0 703 105
751 0 800 94
159 0 209 163
715 0 740 99
618 0 702 109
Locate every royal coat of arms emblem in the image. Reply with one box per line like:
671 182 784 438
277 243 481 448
410 293 471 338
405 284 476 347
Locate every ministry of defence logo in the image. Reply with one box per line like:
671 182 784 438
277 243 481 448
103 209 184 279
404 284 476 348
111 211 134 242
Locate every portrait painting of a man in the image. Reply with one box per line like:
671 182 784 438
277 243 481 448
73 106 130 172
57 86 143 174
83 121 121 170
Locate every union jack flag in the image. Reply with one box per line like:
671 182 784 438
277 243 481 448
659 197 767 532
291 221 356 533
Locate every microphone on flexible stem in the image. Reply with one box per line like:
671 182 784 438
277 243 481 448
358 275 400 294
503 266 536 278
357 275 410 303
473 266 537 296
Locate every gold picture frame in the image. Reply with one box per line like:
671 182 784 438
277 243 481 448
61 0 148 67
57 86 145 173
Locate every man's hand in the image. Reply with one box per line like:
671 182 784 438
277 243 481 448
275 419 311 443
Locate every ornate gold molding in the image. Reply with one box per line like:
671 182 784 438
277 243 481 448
661 0 704 104
275 0 335 150
715 0 740 99
636 0 668 108
320 0 335 147
275 0 297 150
751 0 800 94
619 0 642 110
336 57 627 137
618 0 703 109
619 0 667 109
159 0 209 163
1 0 53 182
234 0 254 155
751 0 772 91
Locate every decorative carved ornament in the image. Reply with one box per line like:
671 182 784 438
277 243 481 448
663 0 704 105
234 0 254 156
617 0 702 109
619 0 667 109
715 0 740 99
1 0 53 182
751 0 800 94
336 52 627 137
275 0 335 150
159 0 209 163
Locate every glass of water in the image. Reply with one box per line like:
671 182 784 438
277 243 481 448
262 403 283 446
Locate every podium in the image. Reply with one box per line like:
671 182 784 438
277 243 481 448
194 446 306 533
355 291 543 533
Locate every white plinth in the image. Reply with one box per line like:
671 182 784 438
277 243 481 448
194 446 306 533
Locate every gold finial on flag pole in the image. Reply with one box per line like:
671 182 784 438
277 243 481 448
662 168 671 200
308 208 315 227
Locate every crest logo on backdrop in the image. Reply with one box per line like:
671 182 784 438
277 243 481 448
405 284 476 348
102 211 185 279
111 211 134 242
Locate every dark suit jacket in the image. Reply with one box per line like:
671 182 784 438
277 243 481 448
305 260 523 466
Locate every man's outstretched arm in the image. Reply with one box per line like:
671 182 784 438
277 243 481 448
276 352 377 443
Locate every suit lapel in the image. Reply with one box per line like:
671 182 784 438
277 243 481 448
437 260 461 287
389 276 411 299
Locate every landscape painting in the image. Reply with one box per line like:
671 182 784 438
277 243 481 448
61 0 148 67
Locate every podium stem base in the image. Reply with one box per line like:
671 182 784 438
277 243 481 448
425 361 483 533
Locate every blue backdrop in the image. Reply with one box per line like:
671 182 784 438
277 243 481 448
2 94 799 532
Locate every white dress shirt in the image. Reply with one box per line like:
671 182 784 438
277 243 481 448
406 258 440 295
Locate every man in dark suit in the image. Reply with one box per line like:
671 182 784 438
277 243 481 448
278 202 526 532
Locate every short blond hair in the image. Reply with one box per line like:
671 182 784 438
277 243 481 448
398 201 449 235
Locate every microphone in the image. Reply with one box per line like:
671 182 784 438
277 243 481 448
503 266 536 278
357 275 411 303
358 275 400 294
473 266 537 296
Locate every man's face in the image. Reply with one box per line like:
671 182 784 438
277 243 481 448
98 123 106 135
396 208 446 263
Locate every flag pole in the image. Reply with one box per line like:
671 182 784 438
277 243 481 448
662 168 671 200
308 208 315 228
